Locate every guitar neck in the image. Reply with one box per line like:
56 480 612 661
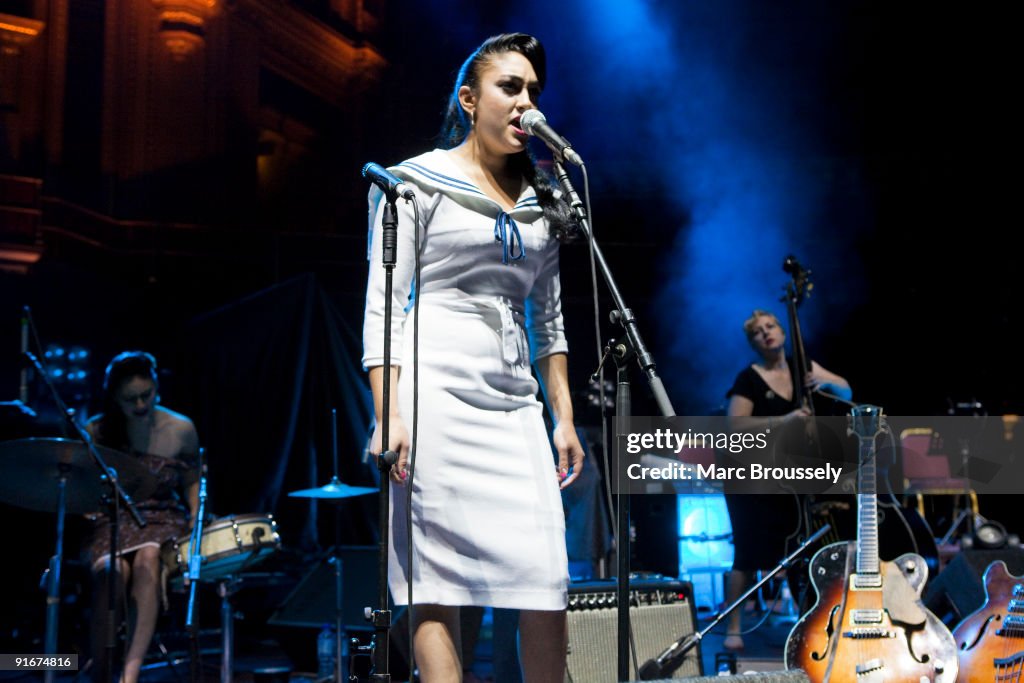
856 430 880 577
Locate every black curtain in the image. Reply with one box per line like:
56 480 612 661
182 274 376 553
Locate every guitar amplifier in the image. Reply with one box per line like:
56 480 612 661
566 578 701 682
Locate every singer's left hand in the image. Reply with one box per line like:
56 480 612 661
553 421 585 489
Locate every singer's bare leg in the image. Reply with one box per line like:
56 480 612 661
412 604 462 683
724 570 746 650
121 546 161 683
518 609 567 683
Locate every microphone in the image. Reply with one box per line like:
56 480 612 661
362 162 414 201
519 110 583 167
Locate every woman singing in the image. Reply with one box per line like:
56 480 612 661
362 33 584 682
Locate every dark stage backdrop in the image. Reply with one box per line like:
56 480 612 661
182 274 378 552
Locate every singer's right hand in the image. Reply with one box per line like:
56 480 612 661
370 415 410 485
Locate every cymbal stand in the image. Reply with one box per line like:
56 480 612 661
331 408 347 683
23 351 144 683
330 549 346 683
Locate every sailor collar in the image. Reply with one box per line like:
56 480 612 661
392 149 542 218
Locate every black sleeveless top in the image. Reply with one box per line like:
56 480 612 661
725 360 799 417
724 360 803 571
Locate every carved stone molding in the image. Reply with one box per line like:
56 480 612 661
231 0 386 110
150 0 220 59
0 12 45 55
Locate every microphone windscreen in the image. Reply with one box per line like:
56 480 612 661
519 109 547 135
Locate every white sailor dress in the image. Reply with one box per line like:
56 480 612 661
362 149 569 610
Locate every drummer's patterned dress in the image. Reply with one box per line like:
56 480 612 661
86 451 197 567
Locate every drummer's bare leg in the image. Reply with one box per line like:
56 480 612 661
91 557 130 682
121 546 161 683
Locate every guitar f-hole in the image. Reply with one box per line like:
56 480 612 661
811 604 842 661
895 620 931 665
959 614 999 651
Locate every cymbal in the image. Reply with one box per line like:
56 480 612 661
288 478 376 500
0 438 159 514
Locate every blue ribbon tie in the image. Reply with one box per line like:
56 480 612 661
493 211 526 265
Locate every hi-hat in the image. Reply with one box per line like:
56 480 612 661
288 477 376 500
0 438 159 514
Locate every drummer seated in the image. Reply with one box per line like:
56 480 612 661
84 350 200 683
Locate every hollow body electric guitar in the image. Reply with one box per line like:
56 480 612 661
952 560 1024 682
785 405 958 682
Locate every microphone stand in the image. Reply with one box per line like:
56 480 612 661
611 344 634 682
186 450 208 683
638 524 832 680
552 160 676 681
552 161 675 418
23 352 144 683
372 190 402 682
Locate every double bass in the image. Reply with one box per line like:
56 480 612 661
785 405 958 683
779 256 937 567
781 254 816 416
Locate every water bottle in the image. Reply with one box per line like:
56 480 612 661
317 624 336 681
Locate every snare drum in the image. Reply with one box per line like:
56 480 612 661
162 513 280 581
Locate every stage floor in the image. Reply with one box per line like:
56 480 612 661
1 604 796 682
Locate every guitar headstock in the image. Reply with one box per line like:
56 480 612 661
849 404 885 443
782 254 813 306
